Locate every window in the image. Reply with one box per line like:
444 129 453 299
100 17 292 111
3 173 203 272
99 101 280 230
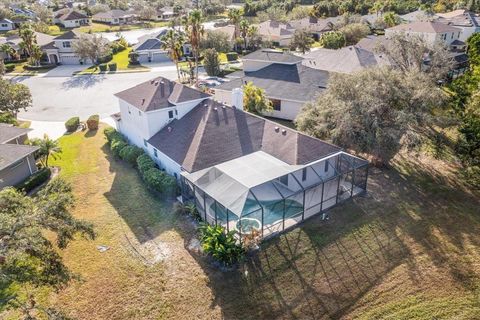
279 175 288 185
143 139 147 147
451 33 454 39
62 41 71 48
175 109 178 116
174 172 178 179
324 161 329 172
168 110 174 119
128 106 131 114
1 24 8 27
302 168 307 181
138 110 141 116
271 99 281 111
153 149 158 158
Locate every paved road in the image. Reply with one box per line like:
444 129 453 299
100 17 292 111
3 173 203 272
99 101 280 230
13 64 178 122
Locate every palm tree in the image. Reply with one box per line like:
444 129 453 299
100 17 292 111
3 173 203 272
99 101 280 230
0 44 18 60
228 8 242 48
247 25 258 50
161 28 186 81
19 24 40 66
184 9 204 86
239 19 250 50
31 134 62 167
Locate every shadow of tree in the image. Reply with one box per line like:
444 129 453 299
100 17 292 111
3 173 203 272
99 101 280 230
189 157 480 319
61 75 106 90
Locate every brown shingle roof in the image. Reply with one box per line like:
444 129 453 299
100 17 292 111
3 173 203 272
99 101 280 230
148 100 341 173
114 77 210 112
55 9 88 21
387 21 461 33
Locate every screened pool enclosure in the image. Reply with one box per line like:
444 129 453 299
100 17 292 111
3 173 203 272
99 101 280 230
181 151 368 240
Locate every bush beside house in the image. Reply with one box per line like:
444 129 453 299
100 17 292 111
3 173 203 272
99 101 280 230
65 117 80 132
16 167 52 193
104 127 178 195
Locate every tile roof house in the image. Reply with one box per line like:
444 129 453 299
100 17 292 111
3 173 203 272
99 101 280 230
255 20 296 46
92 9 136 25
289 16 332 40
302 45 390 74
385 21 462 46
214 49 329 120
0 32 54 61
112 77 369 239
0 124 38 189
53 9 90 28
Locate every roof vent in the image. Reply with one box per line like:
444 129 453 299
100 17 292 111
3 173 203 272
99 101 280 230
167 126 172 132
222 105 226 109
274 126 279 132
150 79 155 84
214 107 218 111
281 129 287 135
204 103 208 107
154 81 159 86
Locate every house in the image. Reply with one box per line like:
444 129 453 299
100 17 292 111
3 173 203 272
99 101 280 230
214 49 329 120
0 32 54 62
385 21 462 46
302 45 389 74
53 9 90 28
42 30 96 64
215 25 236 49
156 6 178 21
400 9 434 23
436 10 480 42
112 77 369 239
10 6 37 19
256 20 296 46
289 16 332 40
92 9 136 25
0 124 39 189
0 19 15 31
132 30 171 63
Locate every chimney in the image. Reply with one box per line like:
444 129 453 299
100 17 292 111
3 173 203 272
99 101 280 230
232 88 243 110
159 81 165 97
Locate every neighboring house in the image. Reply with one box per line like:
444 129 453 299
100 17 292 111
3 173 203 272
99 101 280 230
112 77 369 239
156 6 178 21
10 6 37 19
385 21 462 46
356 35 391 52
215 25 236 49
302 45 389 74
132 30 171 63
436 10 480 42
0 19 15 31
289 16 332 40
214 49 329 120
0 124 38 189
0 32 54 61
53 9 90 28
42 30 96 65
400 9 435 23
256 20 296 46
92 9 136 25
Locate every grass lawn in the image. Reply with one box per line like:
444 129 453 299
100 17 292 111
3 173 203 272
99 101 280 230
2 124 480 319
46 22 169 36
5 61 56 75
75 48 149 75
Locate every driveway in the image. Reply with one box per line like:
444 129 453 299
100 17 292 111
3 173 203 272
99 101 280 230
14 64 178 122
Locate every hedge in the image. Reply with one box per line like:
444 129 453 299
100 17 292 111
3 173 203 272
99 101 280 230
108 63 117 71
137 153 156 174
86 114 99 130
65 117 80 132
103 127 117 142
111 139 127 157
5 64 15 72
16 167 52 193
226 52 238 61
119 145 144 166
99 64 108 72
142 168 177 194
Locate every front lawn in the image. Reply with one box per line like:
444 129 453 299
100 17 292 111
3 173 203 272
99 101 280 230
5 61 56 75
75 21 169 34
75 48 149 75
1 124 480 319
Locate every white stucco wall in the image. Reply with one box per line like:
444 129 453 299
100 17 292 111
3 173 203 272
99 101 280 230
385 29 461 45
264 99 305 121
147 146 183 179
118 99 150 148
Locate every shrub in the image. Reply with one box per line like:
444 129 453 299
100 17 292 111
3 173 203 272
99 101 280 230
86 114 99 130
199 223 244 266
108 62 117 72
129 51 139 65
142 167 165 192
5 64 15 72
65 117 80 132
16 167 52 193
137 153 156 175
103 127 117 143
0 112 17 125
119 145 143 166
226 52 238 61
99 64 108 72
110 139 127 157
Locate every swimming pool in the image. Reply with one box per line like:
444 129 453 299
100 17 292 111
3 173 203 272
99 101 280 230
210 198 303 232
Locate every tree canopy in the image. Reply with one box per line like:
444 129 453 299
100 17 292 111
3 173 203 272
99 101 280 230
243 82 273 114
0 78 32 117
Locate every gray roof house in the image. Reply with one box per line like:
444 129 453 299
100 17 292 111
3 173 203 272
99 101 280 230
92 9 136 25
0 124 38 189
132 30 172 63
302 45 390 74
255 20 296 46
0 18 15 31
53 9 90 28
214 49 329 120
112 77 369 240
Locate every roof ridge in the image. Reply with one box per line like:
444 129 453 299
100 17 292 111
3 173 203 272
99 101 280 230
183 103 210 170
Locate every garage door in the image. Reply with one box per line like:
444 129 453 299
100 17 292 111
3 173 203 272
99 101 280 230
60 55 81 65
152 52 170 63
137 53 149 63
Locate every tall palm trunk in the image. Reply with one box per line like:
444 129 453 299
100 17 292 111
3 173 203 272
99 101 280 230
194 49 199 86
